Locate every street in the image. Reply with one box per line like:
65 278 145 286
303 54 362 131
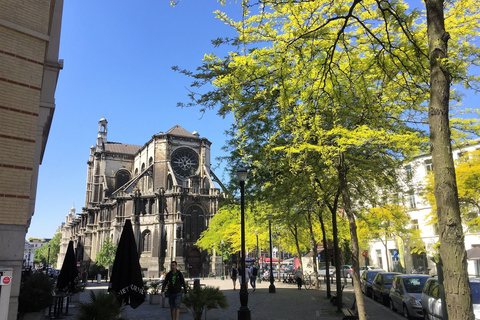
58 277 408 320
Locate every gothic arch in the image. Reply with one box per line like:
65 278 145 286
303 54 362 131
142 229 151 253
184 205 206 243
115 170 131 190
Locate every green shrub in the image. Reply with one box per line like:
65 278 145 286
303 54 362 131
18 272 54 313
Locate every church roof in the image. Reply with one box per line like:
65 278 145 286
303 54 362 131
105 142 142 155
165 125 196 138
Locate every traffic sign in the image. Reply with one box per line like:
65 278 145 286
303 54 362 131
392 250 398 259
1 276 12 285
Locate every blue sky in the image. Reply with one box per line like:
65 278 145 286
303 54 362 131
28 0 479 239
28 1 243 239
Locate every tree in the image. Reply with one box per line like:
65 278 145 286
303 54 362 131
424 148 480 232
33 233 61 268
357 204 413 272
95 237 117 279
173 1 480 318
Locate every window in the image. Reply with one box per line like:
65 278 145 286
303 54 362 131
406 165 413 180
115 170 131 190
142 230 151 252
412 219 419 230
424 159 433 172
408 191 416 209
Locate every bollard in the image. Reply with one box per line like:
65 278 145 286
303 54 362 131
97 273 101 283
194 278 200 290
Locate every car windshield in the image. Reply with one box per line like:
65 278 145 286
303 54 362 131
367 272 379 281
383 274 396 285
471 282 480 304
404 277 429 293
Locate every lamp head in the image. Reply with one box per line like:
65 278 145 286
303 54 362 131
237 167 247 182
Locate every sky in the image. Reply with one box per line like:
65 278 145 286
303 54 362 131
28 1 243 239
27 0 479 240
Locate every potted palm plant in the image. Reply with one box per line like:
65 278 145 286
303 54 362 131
18 272 54 320
181 286 228 320
76 291 124 320
147 281 162 305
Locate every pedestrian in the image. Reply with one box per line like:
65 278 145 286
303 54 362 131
231 265 237 291
82 268 88 284
295 267 303 290
249 263 258 291
238 265 243 288
161 261 188 320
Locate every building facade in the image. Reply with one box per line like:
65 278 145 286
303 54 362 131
58 119 223 278
367 142 480 276
0 1 64 319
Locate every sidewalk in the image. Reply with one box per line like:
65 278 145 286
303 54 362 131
59 278 405 320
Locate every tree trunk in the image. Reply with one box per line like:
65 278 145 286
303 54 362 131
305 210 319 288
289 224 304 271
337 152 366 320
425 1 474 319
317 206 332 297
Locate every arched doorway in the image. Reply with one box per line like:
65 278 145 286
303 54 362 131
188 248 202 278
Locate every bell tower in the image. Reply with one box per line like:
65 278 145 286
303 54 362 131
96 118 108 151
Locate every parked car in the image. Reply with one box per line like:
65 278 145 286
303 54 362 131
361 269 385 298
372 272 401 305
360 266 382 277
336 265 353 278
389 274 430 319
318 266 336 277
421 277 480 320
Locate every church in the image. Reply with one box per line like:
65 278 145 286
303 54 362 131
58 118 223 278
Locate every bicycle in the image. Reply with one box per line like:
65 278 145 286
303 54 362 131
303 273 313 290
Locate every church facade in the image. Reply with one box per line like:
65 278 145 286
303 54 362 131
58 118 223 278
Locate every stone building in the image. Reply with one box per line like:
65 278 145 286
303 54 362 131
0 1 64 319
59 118 223 278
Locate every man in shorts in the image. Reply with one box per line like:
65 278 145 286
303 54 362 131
161 261 188 320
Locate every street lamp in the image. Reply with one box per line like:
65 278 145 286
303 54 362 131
237 167 250 320
221 240 225 280
255 231 260 283
47 244 51 269
268 214 276 293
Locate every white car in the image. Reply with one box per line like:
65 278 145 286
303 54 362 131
360 266 382 277
318 266 336 277
421 277 480 320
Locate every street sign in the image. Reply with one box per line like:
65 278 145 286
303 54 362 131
1 276 12 285
317 253 321 261
393 250 398 259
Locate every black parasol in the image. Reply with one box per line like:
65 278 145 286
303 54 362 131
109 219 146 309
56 240 80 293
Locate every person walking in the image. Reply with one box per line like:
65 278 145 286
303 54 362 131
161 261 188 320
249 263 258 292
295 267 303 290
231 265 238 290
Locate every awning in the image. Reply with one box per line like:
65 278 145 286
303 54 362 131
467 247 480 260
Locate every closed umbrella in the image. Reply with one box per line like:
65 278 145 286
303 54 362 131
109 219 146 309
56 241 79 293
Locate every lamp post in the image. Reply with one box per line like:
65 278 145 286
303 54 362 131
255 231 260 283
268 214 276 293
47 244 51 269
237 167 250 320
221 240 225 280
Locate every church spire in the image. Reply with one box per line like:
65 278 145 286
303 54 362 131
96 118 108 151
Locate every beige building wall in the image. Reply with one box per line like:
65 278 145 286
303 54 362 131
0 0 63 319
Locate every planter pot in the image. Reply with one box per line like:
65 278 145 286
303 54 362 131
18 310 45 320
70 293 80 302
149 294 162 305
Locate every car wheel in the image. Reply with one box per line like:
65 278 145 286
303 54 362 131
390 299 397 312
403 304 410 320
423 309 429 320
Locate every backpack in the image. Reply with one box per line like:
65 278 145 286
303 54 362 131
252 266 258 276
